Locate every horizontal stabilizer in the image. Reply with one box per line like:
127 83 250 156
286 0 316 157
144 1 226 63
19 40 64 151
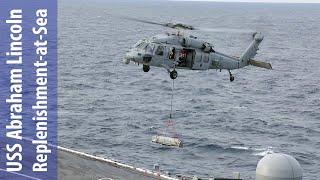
249 59 272 69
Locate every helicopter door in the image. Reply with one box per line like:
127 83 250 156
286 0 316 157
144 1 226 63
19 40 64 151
201 53 210 70
188 49 195 69
154 45 165 66
177 48 194 69
192 50 206 70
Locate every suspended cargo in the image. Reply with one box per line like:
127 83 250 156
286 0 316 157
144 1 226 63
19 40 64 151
152 135 183 148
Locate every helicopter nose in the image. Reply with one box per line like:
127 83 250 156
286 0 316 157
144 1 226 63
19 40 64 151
123 52 132 64
124 51 136 64
124 51 143 64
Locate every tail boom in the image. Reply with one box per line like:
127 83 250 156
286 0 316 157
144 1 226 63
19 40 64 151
239 32 264 66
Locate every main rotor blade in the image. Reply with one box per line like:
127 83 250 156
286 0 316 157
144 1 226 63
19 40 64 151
195 27 255 34
120 16 196 30
120 15 254 33
121 17 167 27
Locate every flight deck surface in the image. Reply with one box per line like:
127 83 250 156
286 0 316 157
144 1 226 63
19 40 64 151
58 147 176 180
0 139 176 180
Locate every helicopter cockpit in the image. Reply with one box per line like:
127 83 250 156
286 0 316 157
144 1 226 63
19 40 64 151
133 39 147 49
133 40 155 53
124 39 154 65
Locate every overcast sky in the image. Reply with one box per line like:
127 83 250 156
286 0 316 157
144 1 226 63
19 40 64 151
173 0 320 3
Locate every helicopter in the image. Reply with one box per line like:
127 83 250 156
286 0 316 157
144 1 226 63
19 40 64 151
123 19 272 81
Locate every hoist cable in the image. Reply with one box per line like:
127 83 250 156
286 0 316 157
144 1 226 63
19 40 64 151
170 79 174 119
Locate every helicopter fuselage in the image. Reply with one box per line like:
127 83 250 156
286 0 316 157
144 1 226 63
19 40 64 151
124 32 271 81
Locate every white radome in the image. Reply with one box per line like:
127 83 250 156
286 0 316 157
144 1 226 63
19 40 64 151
256 153 303 180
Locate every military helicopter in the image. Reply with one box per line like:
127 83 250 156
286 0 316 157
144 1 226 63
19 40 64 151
123 18 272 81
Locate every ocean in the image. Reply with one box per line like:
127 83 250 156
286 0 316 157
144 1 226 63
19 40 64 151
58 0 320 179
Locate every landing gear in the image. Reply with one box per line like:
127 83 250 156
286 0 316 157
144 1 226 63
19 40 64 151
228 70 234 82
230 75 235 82
162 64 178 80
170 70 178 79
143 64 150 72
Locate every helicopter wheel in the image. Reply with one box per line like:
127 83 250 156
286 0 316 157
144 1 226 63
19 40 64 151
228 70 234 82
143 64 150 72
230 75 235 82
170 70 178 79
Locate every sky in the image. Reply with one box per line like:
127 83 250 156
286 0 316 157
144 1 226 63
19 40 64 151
173 0 320 3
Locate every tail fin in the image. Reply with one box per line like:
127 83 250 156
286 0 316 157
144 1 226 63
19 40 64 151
249 59 272 69
240 32 264 64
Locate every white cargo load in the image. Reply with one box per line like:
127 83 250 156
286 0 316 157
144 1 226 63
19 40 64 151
152 135 183 148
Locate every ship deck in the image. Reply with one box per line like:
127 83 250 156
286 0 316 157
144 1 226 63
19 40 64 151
58 147 176 180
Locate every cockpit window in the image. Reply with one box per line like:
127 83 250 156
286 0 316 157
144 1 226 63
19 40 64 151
155 46 164 56
135 42 146 49
145 44 154 54
134 40 148 49
134 41 142 47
